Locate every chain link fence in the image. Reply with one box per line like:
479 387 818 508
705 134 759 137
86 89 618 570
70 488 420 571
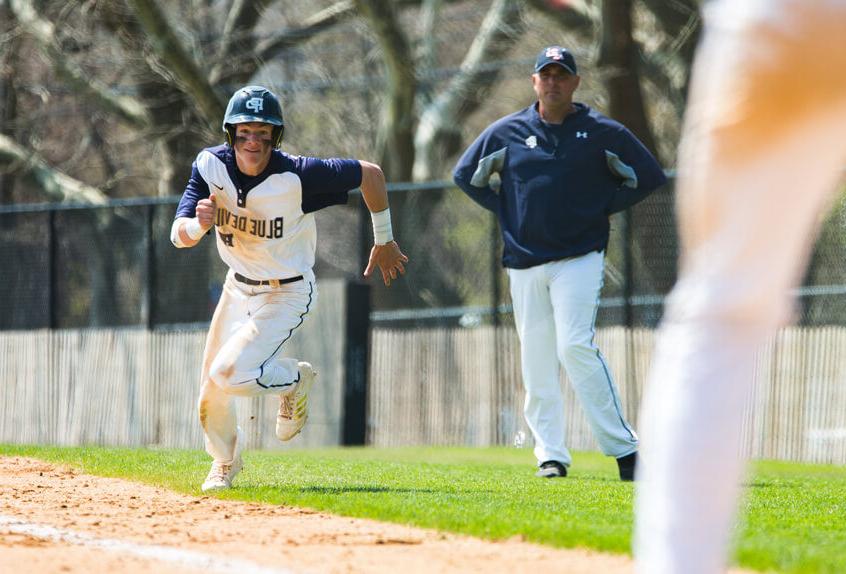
2 178 846 331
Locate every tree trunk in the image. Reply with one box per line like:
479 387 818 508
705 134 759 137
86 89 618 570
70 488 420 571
0 3 19 205
598 0 659 159
416 0 442 107
355 0 417 182
599 1 676 301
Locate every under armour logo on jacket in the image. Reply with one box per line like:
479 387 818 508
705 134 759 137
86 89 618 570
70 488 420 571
525 135 538 149
576 132 588 139
246 97 264 113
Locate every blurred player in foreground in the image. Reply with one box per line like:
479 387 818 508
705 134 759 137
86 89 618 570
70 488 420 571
635 1 846 572
172 86 408 492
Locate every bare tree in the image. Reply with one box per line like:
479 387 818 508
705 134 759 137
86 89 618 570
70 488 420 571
2 0 699 199
0 0 700 314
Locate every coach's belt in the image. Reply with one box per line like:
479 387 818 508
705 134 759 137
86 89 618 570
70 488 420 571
234 273 303 287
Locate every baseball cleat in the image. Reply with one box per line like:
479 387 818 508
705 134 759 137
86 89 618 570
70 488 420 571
276 361 317 441
201 454 243 492
617 451 638 482
535 460 567 478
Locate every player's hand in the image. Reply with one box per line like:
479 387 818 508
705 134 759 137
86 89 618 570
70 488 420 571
364 241 408 286
196 193 217 229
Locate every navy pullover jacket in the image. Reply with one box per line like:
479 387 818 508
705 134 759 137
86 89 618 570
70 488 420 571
453 102 667 269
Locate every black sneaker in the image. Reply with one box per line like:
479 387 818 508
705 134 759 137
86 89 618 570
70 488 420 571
535 460 567 478
617 452 637 481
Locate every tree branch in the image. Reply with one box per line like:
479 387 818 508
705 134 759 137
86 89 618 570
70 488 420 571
413 0 525 180
209 0 357 87
9 0 152 129
212 0 474 88
126 0 225 125
257 0 356 58
639 0 701 96
0 134 108 204
209 0 274 85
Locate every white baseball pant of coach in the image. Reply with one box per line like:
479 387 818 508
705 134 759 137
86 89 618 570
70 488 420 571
508 250 638 467
635 1 846 573
198 269 315 464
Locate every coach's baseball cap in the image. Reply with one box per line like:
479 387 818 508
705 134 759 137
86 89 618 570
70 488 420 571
534 45 577 75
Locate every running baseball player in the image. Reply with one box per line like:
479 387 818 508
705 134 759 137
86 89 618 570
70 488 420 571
453 46 667 480
171 85 408 492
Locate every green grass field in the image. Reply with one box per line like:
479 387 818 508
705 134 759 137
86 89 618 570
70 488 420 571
2 444 845 574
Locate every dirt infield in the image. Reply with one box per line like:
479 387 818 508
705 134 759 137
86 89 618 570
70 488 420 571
0 457 756 574
0 456 636 573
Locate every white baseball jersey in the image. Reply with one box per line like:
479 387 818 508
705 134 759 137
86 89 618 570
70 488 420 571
173 144 361 280
173 144 362 469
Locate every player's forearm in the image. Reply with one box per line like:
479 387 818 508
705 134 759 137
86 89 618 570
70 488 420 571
358 160 395 245
358 161 389 213
170 217 207 248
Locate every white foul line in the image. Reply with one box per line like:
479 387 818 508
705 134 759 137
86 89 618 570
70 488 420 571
0 515 296 574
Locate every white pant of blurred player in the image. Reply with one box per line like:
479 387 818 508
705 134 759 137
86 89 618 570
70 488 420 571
199 270 316 468
508 250 638 467
635 1 846 573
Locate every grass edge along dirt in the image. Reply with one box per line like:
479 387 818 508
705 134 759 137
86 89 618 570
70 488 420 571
2 444 845 574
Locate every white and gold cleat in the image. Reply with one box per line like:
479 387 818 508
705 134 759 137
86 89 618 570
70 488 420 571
201 455 243 492
276 362 317 441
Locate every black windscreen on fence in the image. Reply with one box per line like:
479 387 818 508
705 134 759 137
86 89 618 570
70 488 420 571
0 211 51 330
2 179 846 330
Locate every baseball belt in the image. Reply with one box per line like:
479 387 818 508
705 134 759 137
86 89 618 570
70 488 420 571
234 273 303 287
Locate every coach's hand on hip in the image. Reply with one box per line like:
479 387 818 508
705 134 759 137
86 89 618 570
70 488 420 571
365 241 408 286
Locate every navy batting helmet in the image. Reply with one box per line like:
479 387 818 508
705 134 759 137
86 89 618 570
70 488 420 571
222 85 285 147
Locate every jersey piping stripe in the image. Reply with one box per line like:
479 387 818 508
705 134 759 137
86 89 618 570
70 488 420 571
590 259 637 442
253 281 315 390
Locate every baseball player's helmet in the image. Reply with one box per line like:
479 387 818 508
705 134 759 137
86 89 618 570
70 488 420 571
222 85 285 147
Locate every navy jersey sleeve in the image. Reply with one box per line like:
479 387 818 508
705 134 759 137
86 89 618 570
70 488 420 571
174 161 211 219
605 128 667 214
295 156 362 214
452 126 503 213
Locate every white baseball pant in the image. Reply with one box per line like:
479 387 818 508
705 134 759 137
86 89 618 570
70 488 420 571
635 1 846 573
198 269 315 463
508 250 639 467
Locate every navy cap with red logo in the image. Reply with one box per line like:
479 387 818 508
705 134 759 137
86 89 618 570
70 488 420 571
534 46 578 75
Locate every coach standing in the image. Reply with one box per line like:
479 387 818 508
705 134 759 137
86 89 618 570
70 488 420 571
453 46 666 480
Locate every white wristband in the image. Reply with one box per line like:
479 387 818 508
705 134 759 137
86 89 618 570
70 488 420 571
371 208 393 245
184 217 206 241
